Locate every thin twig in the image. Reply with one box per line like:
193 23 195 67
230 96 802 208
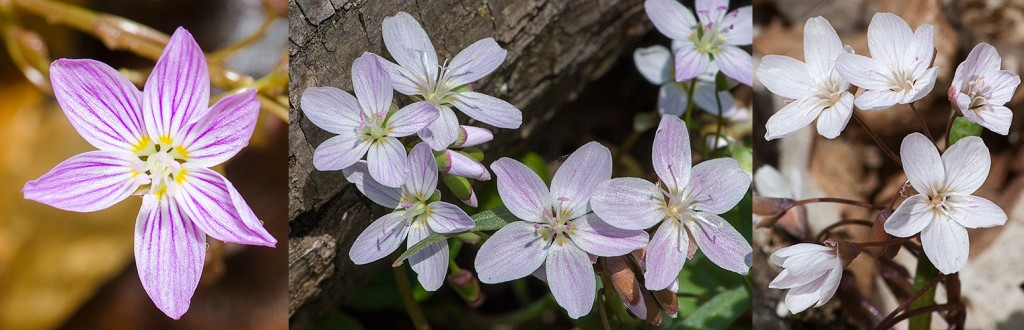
909 102 933 142
943 111 959 150
857 237 910 247
815 219 874 243
853 112 901 164
877 303 963 330
875 274 946 329
794 197 887 210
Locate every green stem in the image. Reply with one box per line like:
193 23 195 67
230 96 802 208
684 81 697 128
909 259 940 330
707 88 725 159
394 264 431 330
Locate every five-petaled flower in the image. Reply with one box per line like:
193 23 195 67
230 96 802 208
768 242 844 314
759 16 855 140
347 143 476 291
376 11 523 150
835 13 938 111
22 27 276 319
634 44 737 118
301 52 439 188
948 43 1021 135
644 0 753 86
591 115 752 290
885 133 1006 274
474 142 649 319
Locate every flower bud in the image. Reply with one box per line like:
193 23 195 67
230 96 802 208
753 196 795 216
452 126 493 148
441 150 491 181
446 269 484 307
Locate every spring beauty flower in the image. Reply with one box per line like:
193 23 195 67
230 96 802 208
835 13 938 111
758 17 855 140
22 28 275 319
768 243 844 313
591 115 752 290
644 0 753 85
301 53 438 188
376 11 522 150
347 143 475 290
885 133 1006 274
474 142 648 319
634 44 735 117
948 43 1021 135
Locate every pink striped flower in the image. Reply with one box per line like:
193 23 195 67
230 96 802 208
645 0 753 86
22 28 275 319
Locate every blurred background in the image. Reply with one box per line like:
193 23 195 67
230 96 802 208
0 0 289 328
753 0 1024 328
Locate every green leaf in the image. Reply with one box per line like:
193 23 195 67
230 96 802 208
519 152 550 185
675 285 751 329
392 206 518 267
441 173 473 201
909 258 939 330
949 116 982 145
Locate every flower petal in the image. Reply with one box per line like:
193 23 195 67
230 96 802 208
419 106 460 150
803 16 844 80
381 12 438 83
407 221 448 291
764 97 821 141
23 150 139 212
884 194 934 237
692 81 736 116
49 59 145 152
644 0 696 40
349 211 411 265
569 213 648 257
907 67 938 104
591 177 667 230
688 157 750 214
634 45 674 85
721 6 752 46
757 55 812 100
965 104 1012 135
475 221 548 283
716 46 753 86
753 165 793 198
367 137 409 188
783 275 827 314
450 92 522 129
769 268 818 290
769 243 832 266
658 83 688 117
426 201 475 234
545 240 596 319
300 86 361 134
867 13 913 66
447 38 507 87
941 136 989 194
134 197 205 319
645 220 688 290
142 27 210 142
550 142 612 218
696 0 729 23
855 89 903 111
674 43 712 82
900 133 945 195
834 53 890 91
454 125 493 148
953 196 1006 229
984 70 1020 105
312 132 369 171
387 101 439 137
374 54 422 96
491 158 550 222
903 23 935 71
817 261 843 305
652 115 692 192
176 89 259 167
688 212 752 275
341 161 403 208
815 92 854 139
442 149 491 181
957 43 1001 84
405 142 439 199
351 53 394 116
920 218 970 275
175 166 276 246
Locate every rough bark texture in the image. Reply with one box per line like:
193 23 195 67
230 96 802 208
287 0 651 327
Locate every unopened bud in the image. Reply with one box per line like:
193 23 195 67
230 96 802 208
447 269 484 307
753 196 796 216
825 239 862 268
867 208 899 259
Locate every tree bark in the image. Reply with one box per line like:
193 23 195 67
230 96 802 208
287 0 651 326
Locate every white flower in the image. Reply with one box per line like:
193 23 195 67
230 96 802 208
948 43 1021 135
885 133 1007 274
835 13 938 111
769 243 843 314
758 16 854 140
634 44 736 117
644 0 753 86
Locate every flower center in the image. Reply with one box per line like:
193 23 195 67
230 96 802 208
887 68 917 93
963 75 990 112
132 142 189 201
536 200 577 246
358 114 391 144
418 56 458 105
690 25 725 57
927 191 964 218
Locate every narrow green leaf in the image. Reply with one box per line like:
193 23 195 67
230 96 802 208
675 285 750 329
949 116 982 145
909 259 939 330
392 206 518 267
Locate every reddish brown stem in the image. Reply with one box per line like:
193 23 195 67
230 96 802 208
815 219 874 243
909 103 933 142
794 197 886 210
854 112 902 165
875 274 946 329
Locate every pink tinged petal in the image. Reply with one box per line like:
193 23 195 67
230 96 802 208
953 196 1006 229
855 89 904 111
454 125 493 148
175 167 276 246
884 194 934 237
721 6 752 46
644 0 696 40
312 131 370 171
341 162 403 208
803 17 844 79
984 70 1020 105
176 89 259 167
389 101 440 137
716 46 753 87
755 55 812 100
591 177 667 231
545 240 596 319
352 53 394 116
447 38 507 87
764 97 821 141
407 222 448 291
550 142 612 218
920 218 970 275
834 53 891 91
815 92 854 139
942 136 990 194
349 211 412 264
462 186 479 207
652 115 692 192
23 150 138 212
688 157 751 214
674 44 711 82
769 243 833 266
569 213 648 257
300 86 361 134
426 201 474 234
491 158 550 222
695 0 729 23
374 54 422 96
900 132 945 195
49 59 145 152
625 288 648 319
142 27 210 142
381 12 438 82
783 275 827 313
443 150 491 181
419 106 460 150
634 45 674 85
474 221 548 283
134 198 205 319
688 212 752 275
658 83 688 117
367 137 409 188
964 104 1012 135
958 43 1001 83
450 91 523 129
867 13 913 66
645 221 688 290
406 143 438 198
